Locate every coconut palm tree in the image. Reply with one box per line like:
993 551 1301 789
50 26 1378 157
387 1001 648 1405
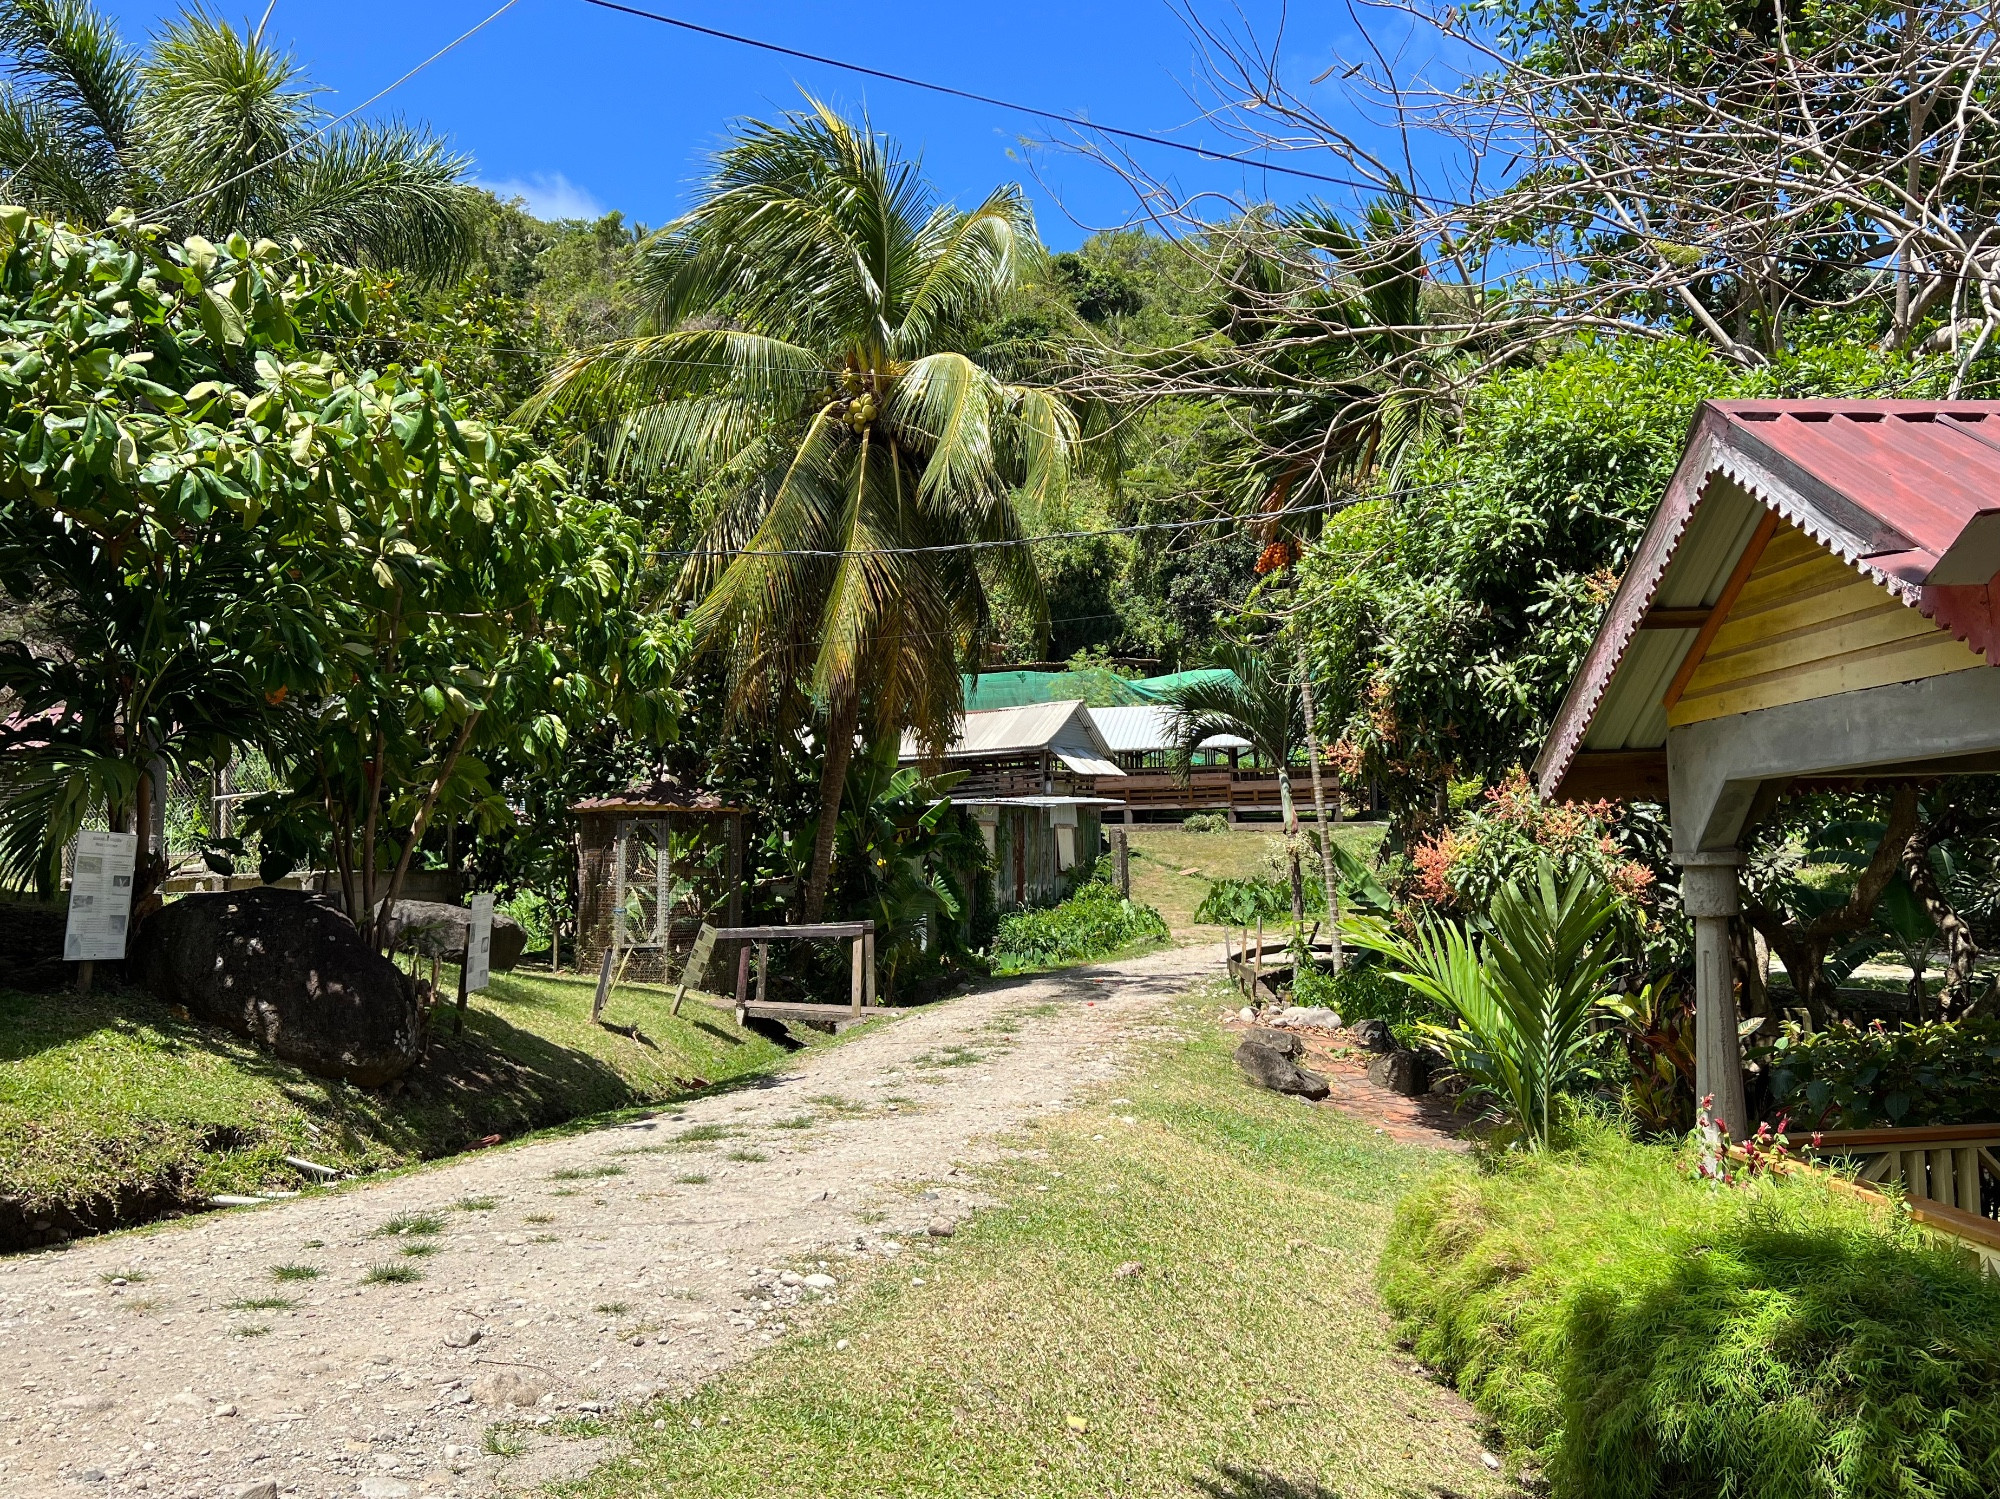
530 101 1076 921
1160 643 1310 928
0 0 480 280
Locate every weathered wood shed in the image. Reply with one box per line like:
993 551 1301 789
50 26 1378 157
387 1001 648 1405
1537 399 2000 1135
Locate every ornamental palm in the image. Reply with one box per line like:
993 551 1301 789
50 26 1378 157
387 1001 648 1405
1160 641 1309 925
530 102 1075 921
0 0 479 280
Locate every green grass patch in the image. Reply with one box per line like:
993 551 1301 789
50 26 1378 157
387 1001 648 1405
724 1148 768 1163
456 1195 499 1212
374 1211 445 1238
1380 1120 2000 1498
227 1295 296 1311
595 1302 630 1315
0 964 795 1233
361 1263 423 1285
770 1114 815 1130
674 1173 710 1185
554 993 1504 1499
230 1324 270 1337
270 1263 321 1282
525 1212 556 1224
550 1163 626 1181
673 1123 736 1144
399 1241 440 1258
991 876 1170 976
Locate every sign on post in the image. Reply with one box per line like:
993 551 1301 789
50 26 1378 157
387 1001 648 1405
464 893 495 994
64 831 138 962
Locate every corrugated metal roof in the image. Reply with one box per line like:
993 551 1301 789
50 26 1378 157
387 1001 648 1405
1089 705 1252 754
1536 399 2000 801
900 700 1126 775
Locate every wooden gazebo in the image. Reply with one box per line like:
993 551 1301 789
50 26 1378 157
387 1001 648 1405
573 777 744 985
1537 400 2000 1140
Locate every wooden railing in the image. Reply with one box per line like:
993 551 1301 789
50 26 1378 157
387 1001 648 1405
1109 768 1295 814
1805 1125 2000 1275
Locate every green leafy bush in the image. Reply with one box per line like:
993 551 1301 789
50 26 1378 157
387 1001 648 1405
1181 812 1229 833
1193 876 1301 926
1290 961 1444 1047
991 877 1169 974
1761 1018 2000 1129
1381 1122 2000 1498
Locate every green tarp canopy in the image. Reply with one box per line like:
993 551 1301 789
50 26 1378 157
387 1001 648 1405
961 668 1236 711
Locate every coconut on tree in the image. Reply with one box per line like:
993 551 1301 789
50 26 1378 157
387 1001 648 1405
0 0 481 279
529 101 1076 920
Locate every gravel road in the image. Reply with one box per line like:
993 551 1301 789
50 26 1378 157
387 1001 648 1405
0 943 1214 1499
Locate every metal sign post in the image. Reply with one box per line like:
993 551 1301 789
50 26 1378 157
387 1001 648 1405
65 831 138 994
464 893 495 995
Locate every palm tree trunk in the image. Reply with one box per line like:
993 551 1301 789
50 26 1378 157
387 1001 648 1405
803 693 860 923
1295 636 1342 972
1277 766 1304 933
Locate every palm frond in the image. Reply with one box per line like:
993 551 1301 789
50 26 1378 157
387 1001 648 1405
264 119 480 283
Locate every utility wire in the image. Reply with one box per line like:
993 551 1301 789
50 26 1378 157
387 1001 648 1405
581 0 1389 195
153 0 525 219
644 490 1406 560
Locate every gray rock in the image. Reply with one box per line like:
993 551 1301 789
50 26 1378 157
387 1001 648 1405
443 1318 483 1349
229 1482 279 1499
1350 1018 1396 1053
1245 1027 1303 1059
473 1369 552 1408
1235 1036 1331 1101
358 1480 413 1499
128 888 421 1087
1367 1049 1429 1096
925 1218 955 1239
1274 1005 1341 1029
374 899 526 973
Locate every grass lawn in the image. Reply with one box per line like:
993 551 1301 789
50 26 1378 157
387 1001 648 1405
555 989 1508 1499
0 969 793 1230
1126 821 1387 932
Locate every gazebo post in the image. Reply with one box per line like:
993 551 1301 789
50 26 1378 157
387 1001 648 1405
1681 850 1748 1139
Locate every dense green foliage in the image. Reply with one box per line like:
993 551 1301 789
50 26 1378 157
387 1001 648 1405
1382 1124 2000 1498
1762 1018 2000 1130
991 874 1168 974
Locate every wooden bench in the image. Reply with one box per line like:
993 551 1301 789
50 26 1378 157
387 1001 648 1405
671 921 885 1030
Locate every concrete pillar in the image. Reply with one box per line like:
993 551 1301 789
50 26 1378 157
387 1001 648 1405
1681 851 1748 1139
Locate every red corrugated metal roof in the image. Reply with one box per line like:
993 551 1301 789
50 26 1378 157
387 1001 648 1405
1534 399 2000 802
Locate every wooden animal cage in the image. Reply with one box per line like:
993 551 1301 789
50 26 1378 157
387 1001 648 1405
573 780 743 985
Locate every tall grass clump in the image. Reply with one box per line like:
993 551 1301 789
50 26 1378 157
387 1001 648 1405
991 875 1169 974
1379 1119 2000 1498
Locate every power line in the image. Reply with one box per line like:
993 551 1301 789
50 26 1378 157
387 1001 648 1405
154 0 526 219
645 490 1403 561
581 0 1388 195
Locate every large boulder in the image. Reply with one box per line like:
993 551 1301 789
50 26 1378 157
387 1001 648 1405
130 888 421 1086
374 899 526 973
1367 1049 1430 1097
1235 1032 1331 1101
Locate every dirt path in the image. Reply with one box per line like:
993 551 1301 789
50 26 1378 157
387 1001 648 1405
0 944 1217 1499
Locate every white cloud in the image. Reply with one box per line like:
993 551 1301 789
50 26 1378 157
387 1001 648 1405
474 171 606 222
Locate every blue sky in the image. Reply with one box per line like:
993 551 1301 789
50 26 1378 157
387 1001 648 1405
90 0 1408 248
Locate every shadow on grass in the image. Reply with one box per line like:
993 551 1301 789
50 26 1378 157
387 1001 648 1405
1191 1461 1343 1499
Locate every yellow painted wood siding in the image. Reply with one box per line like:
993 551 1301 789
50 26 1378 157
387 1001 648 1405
1668 521 1989 726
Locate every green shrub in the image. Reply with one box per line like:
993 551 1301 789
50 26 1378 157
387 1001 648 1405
1380 1122 2000 1498
1181 812 1229 833
1291 961 1444 1046
1194 875 1320 926
1761 1017 2000 1129
991 877 1169 974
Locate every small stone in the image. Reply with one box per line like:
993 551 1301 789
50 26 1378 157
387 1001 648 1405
229 1483 278 1499
359 1479 414 1499
925 1219 955 1239
1481 1451 1502 1471
1351 1018 1396 1053
835 1339 850 1351
212 1402 237 1417
1236 1007 1256 1023
802 1273 837 1289
472 1370 552 1409
76 1472 106 1485
778 1270 804 1287
1113 1261 1144 1280
442 1319 483 1349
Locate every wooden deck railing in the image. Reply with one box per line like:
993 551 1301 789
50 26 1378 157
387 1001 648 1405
1804 1125 2000 1274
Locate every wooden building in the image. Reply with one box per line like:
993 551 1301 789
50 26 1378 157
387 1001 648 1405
901 701 1124 908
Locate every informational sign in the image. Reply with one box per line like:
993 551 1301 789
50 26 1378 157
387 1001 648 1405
65 831 138 962
464 893 495 994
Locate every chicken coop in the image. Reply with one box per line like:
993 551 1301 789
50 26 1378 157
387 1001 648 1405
573 779 745 985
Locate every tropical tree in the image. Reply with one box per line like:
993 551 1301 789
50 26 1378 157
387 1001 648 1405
1158 642 1310 927
0 0 480 280
530 101 1077 921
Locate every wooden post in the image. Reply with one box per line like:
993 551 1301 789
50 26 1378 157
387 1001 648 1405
725 813 744 928
850 935 864 1017
454 956 472 1037
755 941 768 1004
1111 828 1130 898
735 943 752 1010
75 960 93 997
1252 918 1264 1006
863 926 876 1010
591 947 614 1025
